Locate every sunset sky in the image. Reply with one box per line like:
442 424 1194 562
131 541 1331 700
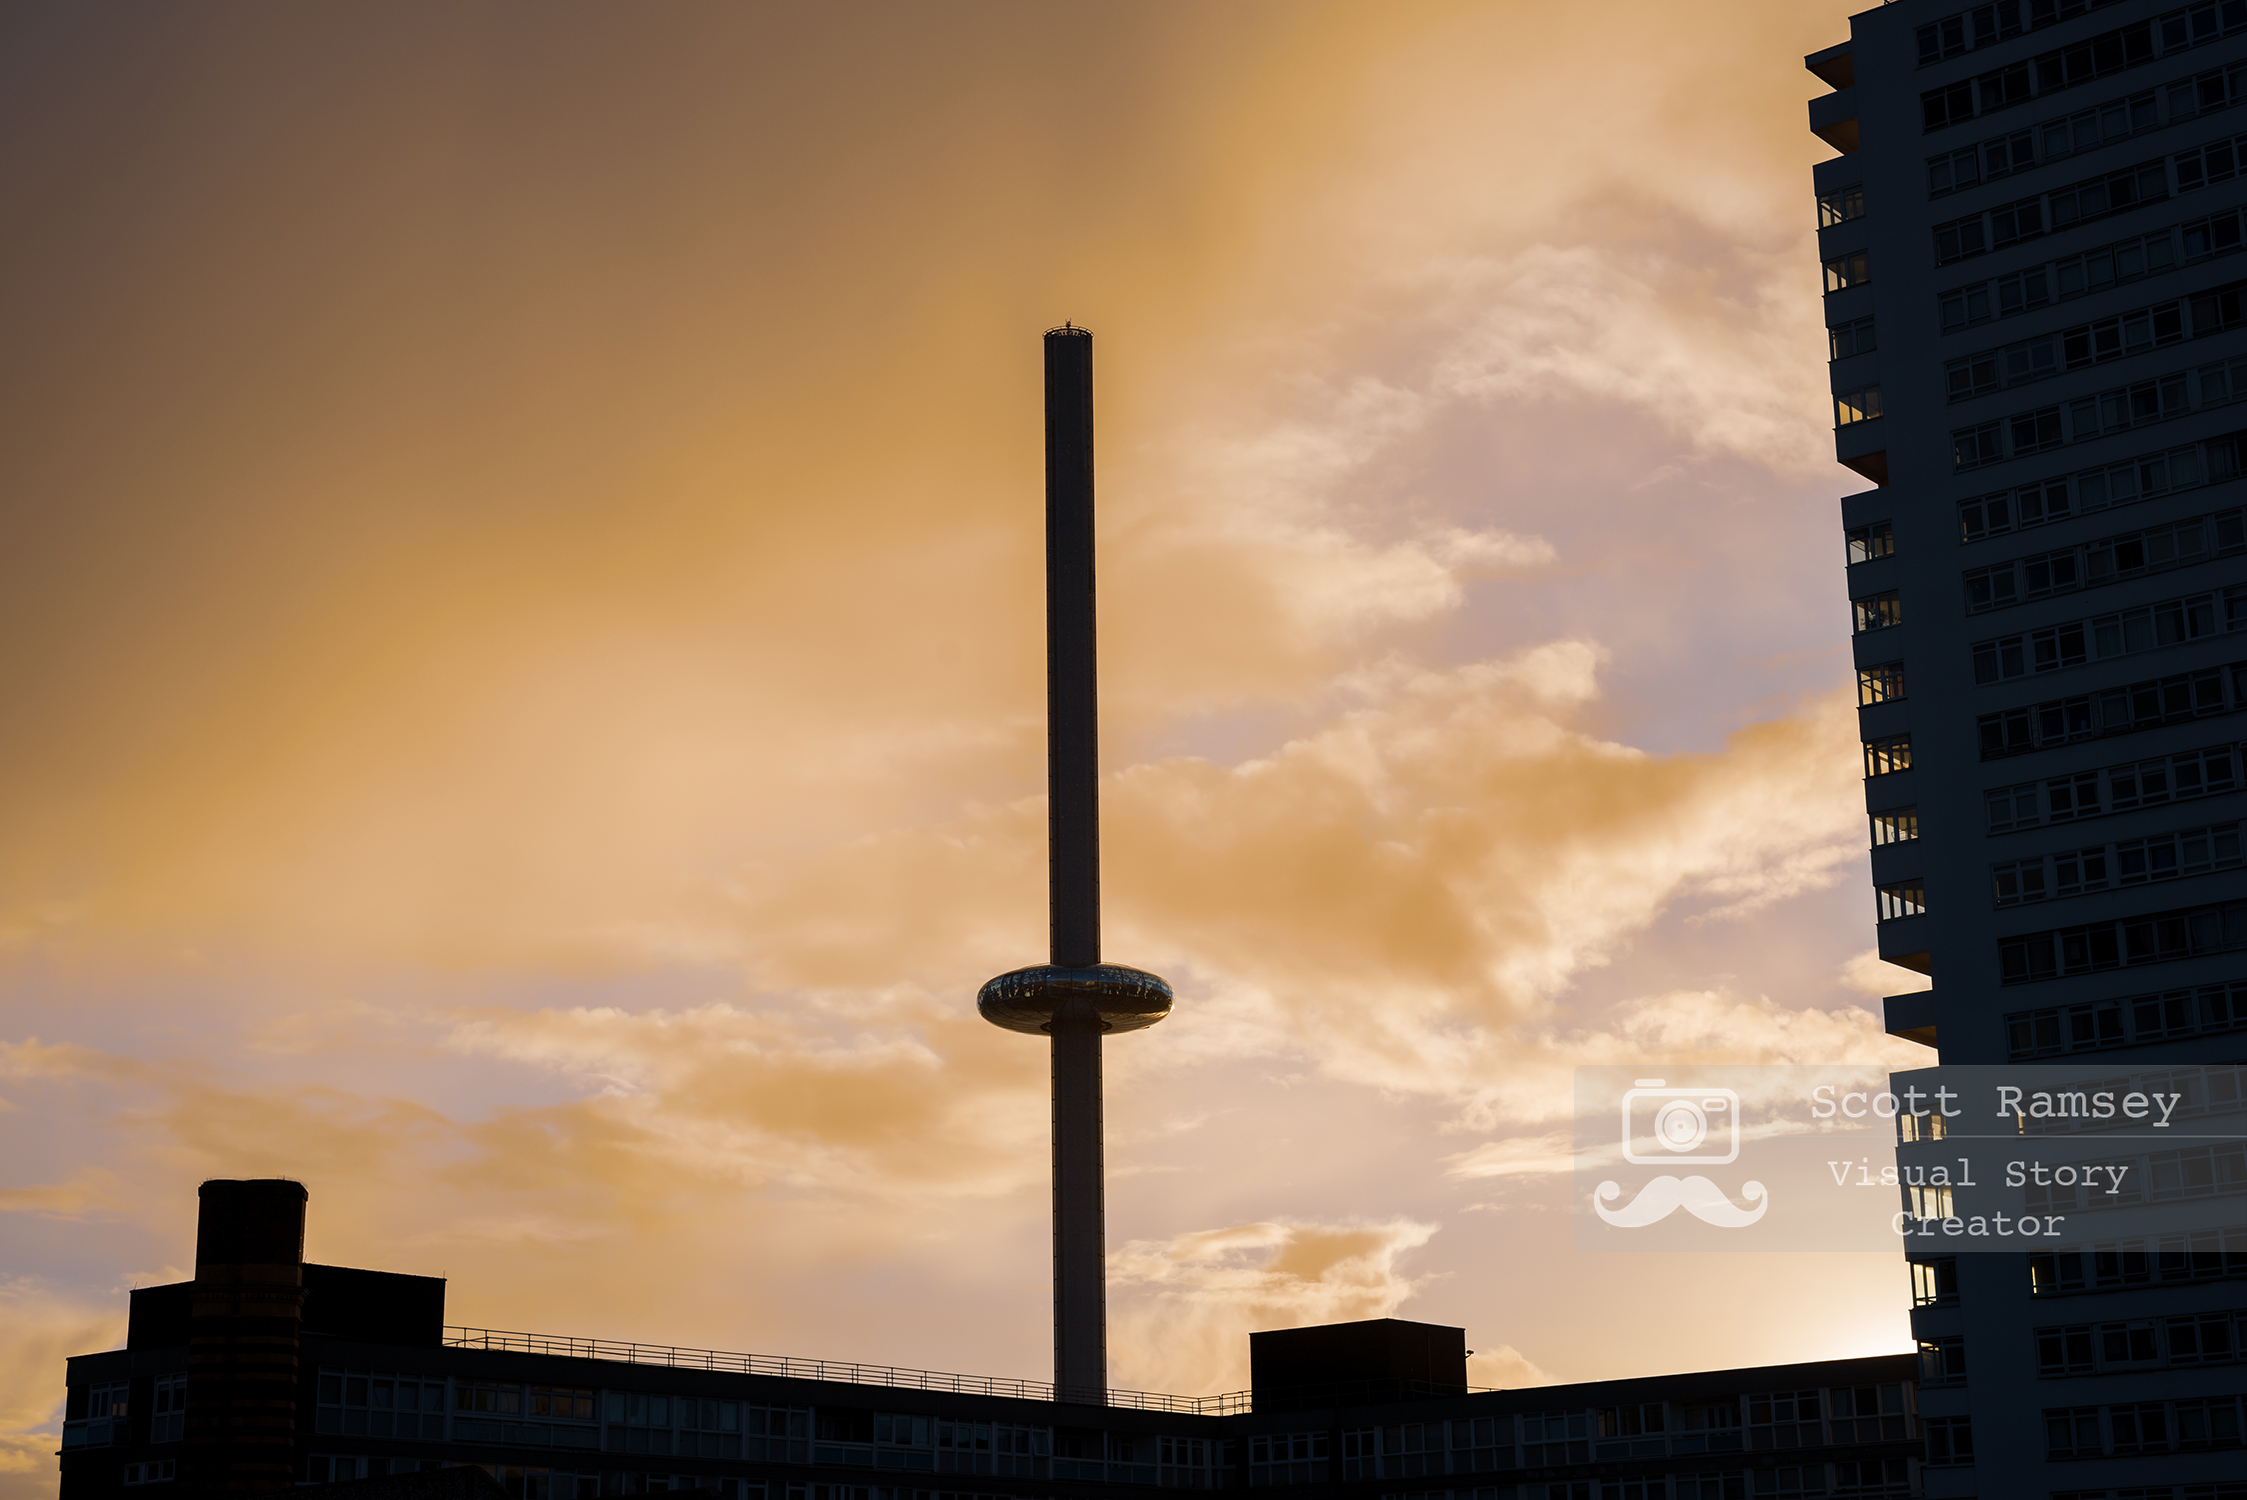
0 2 1932 1492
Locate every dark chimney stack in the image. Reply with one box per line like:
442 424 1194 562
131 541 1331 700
184 1179 308 1496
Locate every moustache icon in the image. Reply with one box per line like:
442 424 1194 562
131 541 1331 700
1594 1175 1770 1229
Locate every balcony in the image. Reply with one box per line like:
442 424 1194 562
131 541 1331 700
1884 990 1939 1049
1810 87 1860 154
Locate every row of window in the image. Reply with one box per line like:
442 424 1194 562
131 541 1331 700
1919 2 2247 135
2052 1486 2247 1500
1953 356 2242 472
1970 584 2245 684
1932 50 2247 207
1987 739 2237 831
1999 894 2247 982
1933 155 2174 267
2008 977 2247 1057
2045 1394 2244 1457
1234 1397 1899 1482
1964 506 2242 614
2037 1306 2247 1374
2033 1225 2247 1293
1929 84 2161 197
1976 658 2243 760
1970 592 2225 681
1846 521 1894 565
1936 49 2247 204
1958 434 2222 541
1942 222 2188 332
2026 1141 2247 1214
1946 295 2188 401
65 1377 185 1449
1487 1473 1897 1500
1917 0 2098 66
1991 818 2242 905
1916 1231 2247 1313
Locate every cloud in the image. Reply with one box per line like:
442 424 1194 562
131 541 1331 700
1445 1133 1577 1181
1839 948 1934 998
1108 1219 1439 1396
1469 1345 1552 1390
0 1282 121 1500
441 999 1043 1202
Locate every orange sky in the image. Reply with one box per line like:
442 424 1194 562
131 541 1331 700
0 3 1931 1493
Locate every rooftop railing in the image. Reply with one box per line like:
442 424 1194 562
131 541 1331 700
442 1327 1254 1416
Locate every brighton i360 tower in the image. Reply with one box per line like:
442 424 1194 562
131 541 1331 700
977 326 1172 1407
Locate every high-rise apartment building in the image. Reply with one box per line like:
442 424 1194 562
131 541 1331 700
1810 1 2247 1495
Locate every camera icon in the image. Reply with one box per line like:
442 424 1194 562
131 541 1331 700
1621 1078 1740 1166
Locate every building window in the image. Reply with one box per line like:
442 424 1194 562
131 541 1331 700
1983 128 2037 182
63 1384 129 1450
1858 661 1906 705
2176 129 2247 192
1929 145 1980 195
1954 421 2001 468
2044 1407 2100 1459
1942 280 1994 329
1947 351 1998 399
2009 404 2063 454
1916 14 1968 65
1829 315 1877 361
1835 386 1882 426
1865 734 1913 777
1911 1257 1959 1306
1669 1400 1741 1455
1871 807 1919 846
1878 879 1927 922
2185 206 2246 258
121 1461 176 1487
1745 1390 1821 1447
1847 520 1894 563
1830 1385 1907 1446
1987 781 2041 831
2069 373 2189 441
2036 1325 2096 1376
1517 1412 1588 1467
1924 1415 1974 1466
2055 228 2178 300
1247 1431 1327 1488
1853 591 1902 632
1824 251 1871 292
1923 80 1977 132
1975 659 2241 762
1990 193 2045 248
1934 212 1988 263
1918 1337 1967 1387
320 1371 450 1441
151 1375 186 1444
1998 895 2247 983
2043 90 2156 163
1972 588 2231 686
1819 184 1864 227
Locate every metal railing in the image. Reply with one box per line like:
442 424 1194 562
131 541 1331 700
442 1328 1253 1416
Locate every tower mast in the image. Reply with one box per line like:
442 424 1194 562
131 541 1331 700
977 327 1171 1406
